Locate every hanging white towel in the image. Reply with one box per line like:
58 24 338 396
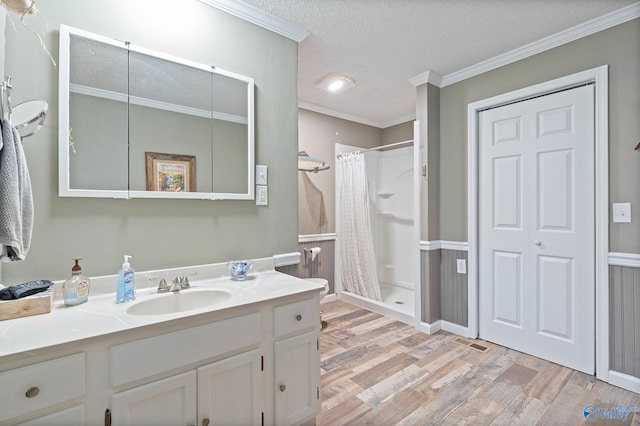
0 119 33 261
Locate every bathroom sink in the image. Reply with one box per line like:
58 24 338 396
126 289 232 316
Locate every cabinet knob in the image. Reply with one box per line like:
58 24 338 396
280 384 286 392
202 418 210 426
296 314 302 321
25 387 40 398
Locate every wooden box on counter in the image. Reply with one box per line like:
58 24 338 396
0 290 54 320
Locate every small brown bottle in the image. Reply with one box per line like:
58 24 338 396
62 258 91 306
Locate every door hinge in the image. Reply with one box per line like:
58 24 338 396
317 338 319 351
317 386 320 400
105 408 112 426
261 355 264 371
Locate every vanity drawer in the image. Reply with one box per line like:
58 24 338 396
111 312 261 387
0 353 85 423
274 297 318 338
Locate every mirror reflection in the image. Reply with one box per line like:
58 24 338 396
60 25 254 200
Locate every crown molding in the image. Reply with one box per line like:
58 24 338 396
196 0 310 42
299 101 415 129
439 3 640 87
408 70 442 87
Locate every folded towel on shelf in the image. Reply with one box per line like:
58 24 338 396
0 119 33 261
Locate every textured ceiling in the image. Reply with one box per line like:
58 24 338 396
241 0 638 127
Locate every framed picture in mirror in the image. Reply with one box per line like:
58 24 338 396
145 152 197 192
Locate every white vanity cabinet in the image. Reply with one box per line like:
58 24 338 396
111 349 263 426
0 275 322 426
109 312 263 426
0 353 86 426
273 298 321 425
197 349 262 425
111 371 197 425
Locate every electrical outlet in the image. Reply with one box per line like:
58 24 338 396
612 203 631 223
256 185 268 206
456 259 467 274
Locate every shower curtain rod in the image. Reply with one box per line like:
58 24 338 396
337 139 413 159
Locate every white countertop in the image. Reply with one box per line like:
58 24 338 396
0 259 323 359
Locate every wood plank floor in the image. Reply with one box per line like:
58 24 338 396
317 300 640 426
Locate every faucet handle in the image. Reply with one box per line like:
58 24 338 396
181 272 197 289
157 278 170 293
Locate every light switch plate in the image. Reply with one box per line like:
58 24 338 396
456 259 467 274
256 185 268 206
256 165 268 185
612 203 631 223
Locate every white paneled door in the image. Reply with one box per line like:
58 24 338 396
479 85 595 374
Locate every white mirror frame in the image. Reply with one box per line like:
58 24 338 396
58 24 255 200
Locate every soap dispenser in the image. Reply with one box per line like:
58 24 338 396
116 255 136 304
63 258 91 306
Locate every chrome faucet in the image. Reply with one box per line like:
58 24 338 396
154 273 197 293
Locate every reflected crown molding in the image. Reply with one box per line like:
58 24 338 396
70 84 247 125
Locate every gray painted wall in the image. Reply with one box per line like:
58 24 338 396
298 108 388 235
275 240 335 294
420 248 468 326
609 265 640 378
2 0 299 283
439 19 640 253
380 121 413 145
440 250 468 327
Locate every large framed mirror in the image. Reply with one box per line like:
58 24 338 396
58 25 255 200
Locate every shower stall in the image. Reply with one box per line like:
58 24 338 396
335 131 420 324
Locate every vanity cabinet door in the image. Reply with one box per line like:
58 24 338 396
197 349 262 426
274 331 320 425
111 370 197 426
17 405 84 426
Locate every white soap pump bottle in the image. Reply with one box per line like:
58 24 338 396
116 255 136 304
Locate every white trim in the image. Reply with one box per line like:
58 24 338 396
415 320 473 338
416 320 441 335
440 320 473 338
196 0 310 42
608 252 640 268
419 240 469 251
413 121 422 328
439 3 639 87
70 84 248 124
299 101 416 129
408 70 443 87
608 370 640 394
273 252 301 267
321 293 337 304
467 65 609 381
337 292 415 327
298 233 337 243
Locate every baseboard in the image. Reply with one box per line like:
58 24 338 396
608 370 640 394
416 320 441 335
321 293 337 304
440 320 472 338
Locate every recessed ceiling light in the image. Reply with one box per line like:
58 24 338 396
316 73 356 93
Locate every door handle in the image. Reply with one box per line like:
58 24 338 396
534 240 542 246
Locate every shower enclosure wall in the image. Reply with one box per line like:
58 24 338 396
368 146 414 315
335 139 417 324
